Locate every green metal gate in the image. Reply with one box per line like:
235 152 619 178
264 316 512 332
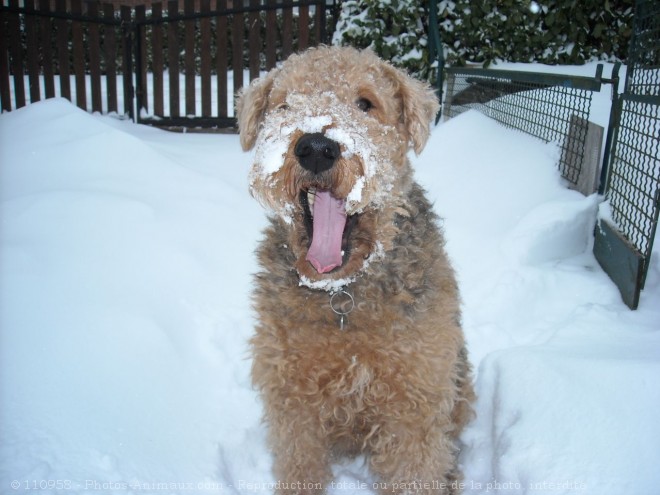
594 0 660 309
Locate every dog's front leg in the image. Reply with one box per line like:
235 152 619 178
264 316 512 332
368 417 457 495
266 403 331 494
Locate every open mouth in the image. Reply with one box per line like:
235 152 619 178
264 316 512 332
300 187 358 274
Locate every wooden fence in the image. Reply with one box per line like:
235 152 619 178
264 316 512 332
1 0 132 116
0 0 334 128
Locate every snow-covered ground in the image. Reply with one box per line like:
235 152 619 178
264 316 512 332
1 61 659 495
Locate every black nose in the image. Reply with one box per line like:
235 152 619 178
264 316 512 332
294 133 341 174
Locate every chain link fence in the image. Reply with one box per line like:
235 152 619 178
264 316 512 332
442 0 659 309
442 67 605 193
595 0 660 309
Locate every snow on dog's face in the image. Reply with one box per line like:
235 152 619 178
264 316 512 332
237 46 439 289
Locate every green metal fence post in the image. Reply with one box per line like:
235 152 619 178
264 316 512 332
427 0 443 124
598 62 621 196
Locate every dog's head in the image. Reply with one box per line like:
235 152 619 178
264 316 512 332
237 46 439 289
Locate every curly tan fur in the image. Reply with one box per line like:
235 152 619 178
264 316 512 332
237 46 475 494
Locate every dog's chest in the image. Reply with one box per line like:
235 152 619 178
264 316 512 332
291 330 407 407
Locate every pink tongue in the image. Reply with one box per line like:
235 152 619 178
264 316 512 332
306 191 347 273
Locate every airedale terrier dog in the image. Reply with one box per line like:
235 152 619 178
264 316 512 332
237 46 474 494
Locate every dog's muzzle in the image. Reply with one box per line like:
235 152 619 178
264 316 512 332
293 132 348 274
294 133 341 174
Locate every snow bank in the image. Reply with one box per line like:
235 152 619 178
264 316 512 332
1 99 264 491
462 345 660 494
1 94 659 495
419 111 660 494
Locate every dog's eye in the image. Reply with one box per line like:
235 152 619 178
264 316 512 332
356 98 373 112
276 103 289 111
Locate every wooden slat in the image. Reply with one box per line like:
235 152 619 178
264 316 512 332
55 0 70 101
167 0 180 117
216 0 228 118
8 0 26 108
0 7 12 111
71 0 86 110
314 1 322 44
200 0 211 117
120 5 133 117
298 3 309 51
135 4 148 113
232 2 244 95
103 2 118 114
24 0 42 103
265 0 277 70
152 2 164 117
248 0 260 82
39 0 55 99
281 0 293 59
87 1 102 113
184 0 195 116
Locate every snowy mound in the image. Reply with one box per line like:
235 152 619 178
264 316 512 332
462 345 660 494
1 99 265 487
420 111 660 494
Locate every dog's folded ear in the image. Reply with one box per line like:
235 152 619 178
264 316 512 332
236 69 279 151
384 65 440 155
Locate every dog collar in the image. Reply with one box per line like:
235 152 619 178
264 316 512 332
330 288 354 331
